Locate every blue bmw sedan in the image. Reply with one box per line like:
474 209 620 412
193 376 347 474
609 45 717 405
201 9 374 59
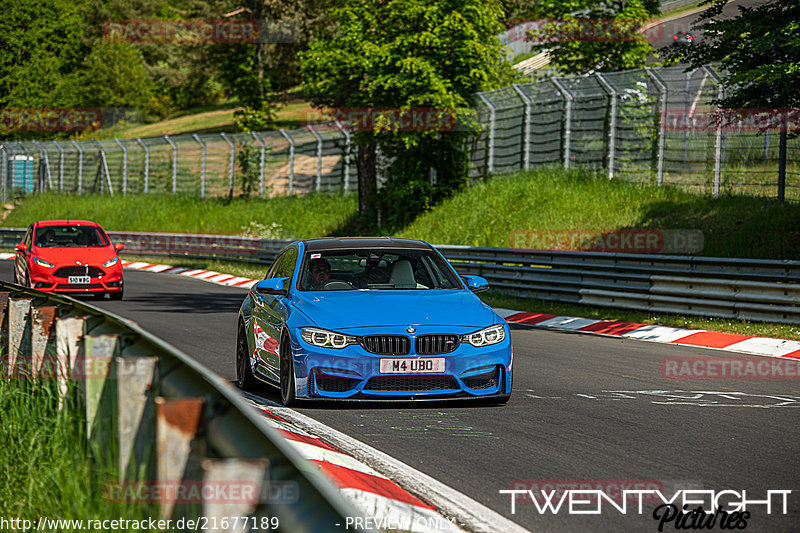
236 237 513 405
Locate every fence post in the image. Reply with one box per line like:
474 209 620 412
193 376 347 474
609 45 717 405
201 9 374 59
220 133 235 198
92 140 114 196
307 125 323 192
32 141 52 191
595 73 617 179
778 114 788 202
114 139 128 194
511 84 532 171
135 138 150 193
163 135 177 194
53 140 65 191
477 92 496 174
70 140 83 194
334 120 351 192
279 129 295 196
19 142 31 194
192 134 206 198
704 66 725 198
646 68 667 186
0 144 6 202
551 78 573 170
6 143 16 197
251 132 267 197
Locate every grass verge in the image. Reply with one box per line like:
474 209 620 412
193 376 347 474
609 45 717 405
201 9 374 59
0 377 154 526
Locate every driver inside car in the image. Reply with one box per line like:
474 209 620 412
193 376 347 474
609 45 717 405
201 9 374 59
309 258 331 289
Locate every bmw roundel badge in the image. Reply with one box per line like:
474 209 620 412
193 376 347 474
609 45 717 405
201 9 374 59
407 326 416 334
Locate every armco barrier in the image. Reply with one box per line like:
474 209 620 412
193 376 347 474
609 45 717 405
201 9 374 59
1 228 798 324
0 281 374 533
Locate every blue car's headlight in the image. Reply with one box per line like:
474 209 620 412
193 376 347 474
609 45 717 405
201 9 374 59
461 324 506 347
301 327 357 349
32 256 54 268
103 257 119 268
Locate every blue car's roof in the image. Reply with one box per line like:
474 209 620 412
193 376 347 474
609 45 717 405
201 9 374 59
302 237 433 252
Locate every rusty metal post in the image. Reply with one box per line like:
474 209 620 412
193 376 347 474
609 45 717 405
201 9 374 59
116 356 158 480
30 306 57 377
7 297 32 378
80 334 118 442
156 397 206 519
200 458 270 526
55 316 87 407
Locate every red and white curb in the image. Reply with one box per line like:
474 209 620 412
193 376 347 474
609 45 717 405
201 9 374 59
496 309 800 360
120 260 260 289
243 395 530 533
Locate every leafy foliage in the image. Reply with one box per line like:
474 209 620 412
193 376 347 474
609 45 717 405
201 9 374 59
520 0 657 73
300 0 515 230
664 0 800 109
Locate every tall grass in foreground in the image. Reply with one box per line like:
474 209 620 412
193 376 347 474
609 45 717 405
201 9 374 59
0 377 154 528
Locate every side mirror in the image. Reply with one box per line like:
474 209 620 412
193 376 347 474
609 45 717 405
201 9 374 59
255 277 289 296
462 275 489 293
14 243 27 253
113 242 126 252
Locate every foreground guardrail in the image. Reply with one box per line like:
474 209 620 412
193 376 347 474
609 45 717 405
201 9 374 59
0 281 372 533
1 228 798 324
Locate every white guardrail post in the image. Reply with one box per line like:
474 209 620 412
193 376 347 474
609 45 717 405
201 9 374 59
52 140 65 192
307 125 323 192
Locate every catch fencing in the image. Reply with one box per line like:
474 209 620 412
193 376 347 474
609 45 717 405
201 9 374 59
472 65 800 200
1 65 797 201
0 127 356 201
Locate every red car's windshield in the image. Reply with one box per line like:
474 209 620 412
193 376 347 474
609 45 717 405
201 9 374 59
35 225 109 247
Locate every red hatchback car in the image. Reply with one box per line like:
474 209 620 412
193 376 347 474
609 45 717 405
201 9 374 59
14 220 125 299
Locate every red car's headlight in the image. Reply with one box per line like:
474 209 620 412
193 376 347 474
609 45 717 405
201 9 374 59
103 257 119 268
32 257 55 268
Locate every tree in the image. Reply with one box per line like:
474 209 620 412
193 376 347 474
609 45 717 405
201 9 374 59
520 0 657 73
81 41 154 110
665 0 800 109
300 0 515 230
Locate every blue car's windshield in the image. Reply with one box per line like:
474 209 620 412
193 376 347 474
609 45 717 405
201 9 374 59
299 249 461 291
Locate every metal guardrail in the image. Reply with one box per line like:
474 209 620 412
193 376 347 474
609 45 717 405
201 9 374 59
0 281 373 532
2 227 798 324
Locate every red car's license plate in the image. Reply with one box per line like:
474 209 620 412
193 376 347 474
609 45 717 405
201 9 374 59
68 276 91 284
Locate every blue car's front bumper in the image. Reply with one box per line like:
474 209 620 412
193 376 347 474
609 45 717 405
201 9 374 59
289 325 513 400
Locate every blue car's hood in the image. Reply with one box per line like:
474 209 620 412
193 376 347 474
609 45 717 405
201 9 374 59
292 290 495 330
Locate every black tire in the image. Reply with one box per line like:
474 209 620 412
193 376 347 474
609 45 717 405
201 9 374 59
279 335 297 406
236 321 260 391
110 286 124 300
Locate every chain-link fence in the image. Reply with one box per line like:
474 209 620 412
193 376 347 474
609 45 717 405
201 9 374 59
1 65 797 201
0 125 356 201
472 65 800 200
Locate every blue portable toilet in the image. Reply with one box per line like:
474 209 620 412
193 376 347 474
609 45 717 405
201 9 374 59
11 155 34 192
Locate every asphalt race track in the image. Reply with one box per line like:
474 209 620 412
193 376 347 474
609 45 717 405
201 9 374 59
6 264 798 532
